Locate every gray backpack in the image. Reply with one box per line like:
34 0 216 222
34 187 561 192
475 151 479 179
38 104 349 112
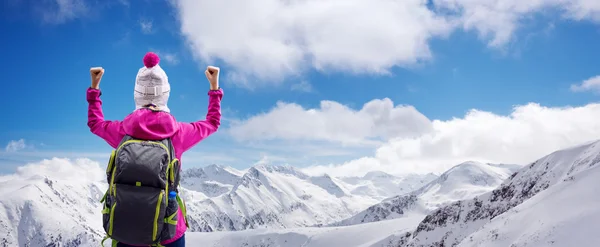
99 135 188 246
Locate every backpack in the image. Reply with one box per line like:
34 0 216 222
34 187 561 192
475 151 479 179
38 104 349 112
99 134 189 247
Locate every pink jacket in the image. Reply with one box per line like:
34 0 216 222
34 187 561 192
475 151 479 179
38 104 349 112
86 87 223 245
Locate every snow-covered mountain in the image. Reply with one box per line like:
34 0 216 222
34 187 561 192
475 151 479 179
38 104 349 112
331 161 520 226
0 158 107 247
175 163 440 232
0 159 437 246
387 140 600 247
460 162 600 247
6 139 600 247
178 164 437 203
172 141 600 247
182 164 382 232
179 164 244 199
414 161 521 210
338 171 438 201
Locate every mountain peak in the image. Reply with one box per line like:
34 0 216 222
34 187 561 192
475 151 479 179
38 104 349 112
253 163 309 179
205 163 224 170
446 160 486 172
363 171 396 179
426 161 512 190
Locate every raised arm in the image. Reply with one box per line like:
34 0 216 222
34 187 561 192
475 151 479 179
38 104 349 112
87 67 124 148
175 66 223 153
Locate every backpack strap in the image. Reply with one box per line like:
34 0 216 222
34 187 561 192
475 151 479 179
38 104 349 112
165 137 181 193
176 194 189 227
163 137 188 227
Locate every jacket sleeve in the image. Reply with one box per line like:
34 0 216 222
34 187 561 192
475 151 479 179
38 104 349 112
175 88 223 154
87 87 125 149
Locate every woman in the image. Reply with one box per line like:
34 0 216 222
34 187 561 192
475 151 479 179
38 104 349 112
87 52 223 246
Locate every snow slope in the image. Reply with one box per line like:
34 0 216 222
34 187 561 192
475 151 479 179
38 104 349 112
389 140 600 247
459 161 600 247
331 161 519 226
181 215 424 247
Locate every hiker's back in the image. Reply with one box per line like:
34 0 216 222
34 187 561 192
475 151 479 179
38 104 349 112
86 52 223 246
101 135 183 246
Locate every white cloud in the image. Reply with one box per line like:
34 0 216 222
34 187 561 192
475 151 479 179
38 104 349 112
139 19 153 34
11 97 600 179
171 0 453 86
5 139 27 152
39 0 88 24
0 149 109 161
1 157 105 183
228 98 433 146
300 102 600 177
229 97 600 177
570 75 600 93
433 0 600 47
170 0 600 87
291 81 313 93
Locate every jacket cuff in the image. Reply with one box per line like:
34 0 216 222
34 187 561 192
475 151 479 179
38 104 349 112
208 88 223 96
87 87 102 101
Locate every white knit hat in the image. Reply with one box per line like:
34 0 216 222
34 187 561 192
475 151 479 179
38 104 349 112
134 52 170 112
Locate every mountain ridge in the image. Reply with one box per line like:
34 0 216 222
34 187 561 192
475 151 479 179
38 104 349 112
2 140 598 247
388 139 600 246
328 161 519 227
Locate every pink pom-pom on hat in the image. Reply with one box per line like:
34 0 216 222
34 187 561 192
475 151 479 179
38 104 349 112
143 52 160 68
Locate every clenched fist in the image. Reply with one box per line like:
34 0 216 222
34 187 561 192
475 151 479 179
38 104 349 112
205 66 220 90
90 67 104 89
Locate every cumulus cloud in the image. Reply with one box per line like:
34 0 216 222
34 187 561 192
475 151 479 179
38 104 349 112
229 97 600 176
228 98 433 146
570 75 600 93
300 102 600 177
170 0 600 87
5 139 27 152
433 0 600 47
4 157 105 183
170 0 453 86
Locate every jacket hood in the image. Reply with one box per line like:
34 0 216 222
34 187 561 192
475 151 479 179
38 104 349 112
122 109 178 140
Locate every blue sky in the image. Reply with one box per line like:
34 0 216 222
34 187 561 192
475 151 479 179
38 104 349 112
2 0 600 176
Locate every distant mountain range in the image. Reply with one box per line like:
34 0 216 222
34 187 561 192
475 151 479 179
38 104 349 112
328 161 521 227
3 140 600 247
